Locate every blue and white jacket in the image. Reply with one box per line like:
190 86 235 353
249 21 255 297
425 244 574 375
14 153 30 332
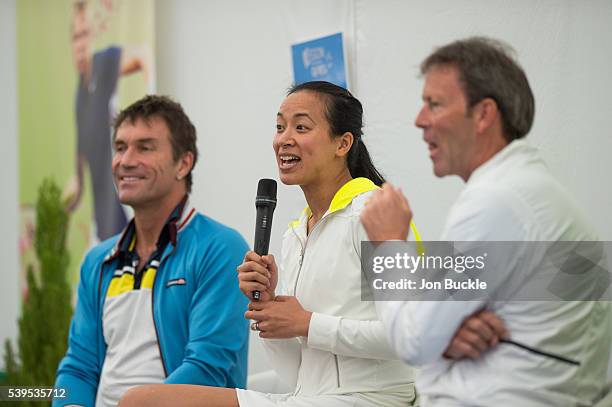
54 202 250 407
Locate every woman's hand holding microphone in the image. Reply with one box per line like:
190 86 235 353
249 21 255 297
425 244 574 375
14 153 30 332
237 251 312 339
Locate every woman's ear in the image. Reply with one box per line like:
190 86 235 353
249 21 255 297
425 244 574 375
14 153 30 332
336 132 354 157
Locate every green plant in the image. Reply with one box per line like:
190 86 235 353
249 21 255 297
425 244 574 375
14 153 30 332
3 179 73 406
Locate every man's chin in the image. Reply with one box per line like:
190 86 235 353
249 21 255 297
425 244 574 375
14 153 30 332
118 194 145 208
432 166 447 178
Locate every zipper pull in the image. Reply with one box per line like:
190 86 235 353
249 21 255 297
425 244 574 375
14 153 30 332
298 252 304 266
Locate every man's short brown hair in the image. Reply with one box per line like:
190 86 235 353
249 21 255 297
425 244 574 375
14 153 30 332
421 37 535 142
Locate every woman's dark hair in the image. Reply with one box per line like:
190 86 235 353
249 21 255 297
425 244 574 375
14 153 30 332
288 81 385 186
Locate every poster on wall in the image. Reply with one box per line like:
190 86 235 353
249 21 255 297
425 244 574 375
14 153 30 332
291 32 348 89
18 0 155 294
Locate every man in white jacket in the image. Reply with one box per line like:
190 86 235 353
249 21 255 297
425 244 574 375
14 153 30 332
361 37 611 406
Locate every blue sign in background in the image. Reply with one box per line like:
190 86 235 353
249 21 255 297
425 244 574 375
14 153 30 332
291 32 347 89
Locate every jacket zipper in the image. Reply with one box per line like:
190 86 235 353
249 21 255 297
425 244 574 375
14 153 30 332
148 198 186 377
291 215 328 295
291 214 342 389
97 264 106 369
151 246 176 378
292 227 305 295
151 265 168 377
334 354 341 387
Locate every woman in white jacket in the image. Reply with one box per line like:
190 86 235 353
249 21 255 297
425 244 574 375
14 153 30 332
119 81 418 406
235 81 419 406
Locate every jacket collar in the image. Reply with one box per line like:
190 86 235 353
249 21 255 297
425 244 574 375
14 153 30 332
103 195 196 262
290 177 379 228
467 139 539 186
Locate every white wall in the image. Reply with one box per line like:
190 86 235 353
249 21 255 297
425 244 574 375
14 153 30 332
356 0 612 240
2 0 611 380
0 0 20 365
155 0 612 379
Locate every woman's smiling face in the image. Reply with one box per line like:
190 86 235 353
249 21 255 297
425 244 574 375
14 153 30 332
273 90 343 187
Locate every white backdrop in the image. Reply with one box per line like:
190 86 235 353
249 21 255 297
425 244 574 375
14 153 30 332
155 0 612 377
356 0 612 240
2 0 611 380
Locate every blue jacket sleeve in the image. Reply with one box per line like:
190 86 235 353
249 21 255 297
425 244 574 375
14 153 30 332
53 254 103 407
164 229 250 388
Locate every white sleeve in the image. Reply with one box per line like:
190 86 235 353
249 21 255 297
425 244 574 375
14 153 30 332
381 187 529 365
380 300 482 365
306 312 399 360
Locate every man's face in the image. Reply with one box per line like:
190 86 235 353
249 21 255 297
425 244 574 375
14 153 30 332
112 117 186 210
415 65 478 180
71 11 91 73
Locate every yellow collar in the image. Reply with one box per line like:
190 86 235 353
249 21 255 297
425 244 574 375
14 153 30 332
290 177 379 227
288 178 423 251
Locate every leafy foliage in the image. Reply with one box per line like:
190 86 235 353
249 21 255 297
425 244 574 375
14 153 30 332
3 179 73 406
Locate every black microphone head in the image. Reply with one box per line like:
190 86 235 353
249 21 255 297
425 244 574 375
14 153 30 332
256 178 277 206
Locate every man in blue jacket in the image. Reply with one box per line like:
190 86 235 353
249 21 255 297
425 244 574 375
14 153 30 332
54 95 250 407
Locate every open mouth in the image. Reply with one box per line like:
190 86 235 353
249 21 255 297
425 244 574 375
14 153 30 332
428 142 439 159
279 154 301 170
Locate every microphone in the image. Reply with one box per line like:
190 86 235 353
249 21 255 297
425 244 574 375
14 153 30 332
253 179 277 301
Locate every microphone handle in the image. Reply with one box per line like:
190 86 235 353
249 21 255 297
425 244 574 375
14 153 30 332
252 206 274 301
